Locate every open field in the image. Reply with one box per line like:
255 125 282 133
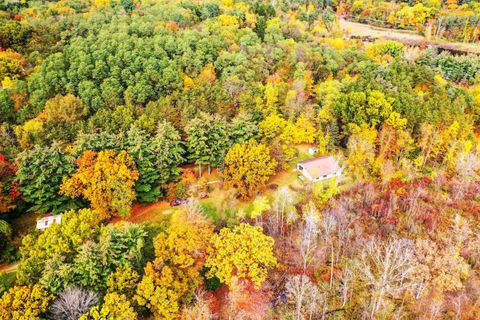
119 201 173 225
339 19 480 54
124 145 316 225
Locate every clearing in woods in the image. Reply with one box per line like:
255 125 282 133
339 18 480 54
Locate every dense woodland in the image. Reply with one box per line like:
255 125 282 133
1 0 480 319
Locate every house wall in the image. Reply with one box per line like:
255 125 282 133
297 164 314 181
313 170 342 182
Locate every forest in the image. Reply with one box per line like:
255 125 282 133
0 0 480 319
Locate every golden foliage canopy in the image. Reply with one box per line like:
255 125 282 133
0 284 53 320
60 150 139 218
135 210 214 319
206 223 277 289
222 140 277 199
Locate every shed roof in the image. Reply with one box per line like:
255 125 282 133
297 156 341 179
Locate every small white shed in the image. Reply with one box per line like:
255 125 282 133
36 215 62 230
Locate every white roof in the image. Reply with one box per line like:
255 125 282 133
297 156 342 179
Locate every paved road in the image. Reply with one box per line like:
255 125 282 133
339 19 480 54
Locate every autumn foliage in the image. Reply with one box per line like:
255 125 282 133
206 223 277 289
60 150 139 218
135 210 214 319
222 140 277 199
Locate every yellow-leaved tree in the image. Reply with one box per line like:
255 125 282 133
60 150 139 218
376 112 414 180
346 124 378 180
135 210 214 319
293 114 317 144
17 208 101 285
79 292 137 320
259 113 287 140
106 264 140 298
264 82 279 115
222 140 277 199
0 284 53 320
206 223 277 289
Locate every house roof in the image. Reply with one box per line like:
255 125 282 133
297 156 341 179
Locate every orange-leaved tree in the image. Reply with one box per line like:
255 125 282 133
60 150 139 218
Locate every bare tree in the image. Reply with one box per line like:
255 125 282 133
285 274 324 320
183 289 215 320
356 238 413 318
403 186 424 233
454 151 480 199
320 213 337 289
339 265 354 309
299 207 320 273
49 287 98 320
184 198 205 219
269 186 298 236
283 207 323 320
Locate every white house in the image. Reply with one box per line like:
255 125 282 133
297 156 342 182
36 215 62 230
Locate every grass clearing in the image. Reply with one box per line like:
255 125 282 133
339 18 480 54
125 202 173 225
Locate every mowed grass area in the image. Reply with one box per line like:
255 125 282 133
339 18 480 54
125 202 174 225
196 144 316 220
12 144 327 227
128 144 317 225
0 271 15 292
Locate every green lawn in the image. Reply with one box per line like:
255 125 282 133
196 144 316 220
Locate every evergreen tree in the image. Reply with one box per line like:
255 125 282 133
15 143 78 213
186 113 229 175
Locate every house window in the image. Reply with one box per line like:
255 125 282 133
323 175 327 178
298 165 304 171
